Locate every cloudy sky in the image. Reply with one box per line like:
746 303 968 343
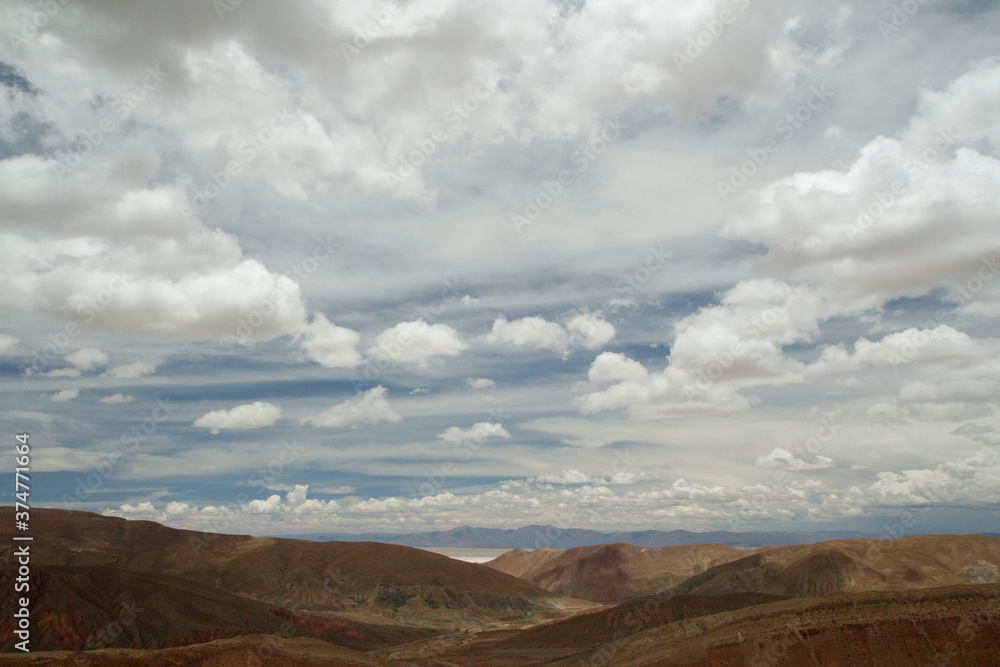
2 0 999 537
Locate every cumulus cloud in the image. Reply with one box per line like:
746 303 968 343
1 175 310 343
50 389 79 402
723 59 1000 315
483 315 566 352
587 352 649 384
535 469 593 484
64 347 108 370
302 386 402 428
438 421 511 444
99 393 134 404
483 313 615 357
868 447 1000 507
465 377 496 390
193 401 282 434
299 312 362 368
755 447 835 471
103 361 156 379
578 280 821 417
367 320 466 367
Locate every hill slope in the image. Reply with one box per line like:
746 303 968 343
0 564 433 653
0 508 592 644
559 584 1000 666
487 542 746 602
666 534 1000 599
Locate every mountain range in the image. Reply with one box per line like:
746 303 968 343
280 524 874 549
1 507 998 665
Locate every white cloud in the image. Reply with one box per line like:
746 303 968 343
465 377 496 390
193 401 282 434
579 281 822 417
535 469 593 484
0 334 19 355
587 352 649 384
103 361 157 379
367 320 466 367
64 347 108 371
302 386 402 428
438 421 511 444
868 447 1000 507
299 312 362 368
723 59 1000 315
482 313 615 357
755 447 835 471
566 313 616 350
100 393 134 404
483 315 568 353
51 389 79 402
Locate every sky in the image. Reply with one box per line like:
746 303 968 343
1 0 999 537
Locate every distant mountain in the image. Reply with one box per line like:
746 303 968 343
282 524 873 549
486 543 747 603
666 534 1000 599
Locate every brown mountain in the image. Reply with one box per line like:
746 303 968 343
0 564 433 653
0 635 388 666
486 542 746 602
485 547 562 578
558 583 1000 666
375 591 785 665
665 534 1000 599
0 508 593 652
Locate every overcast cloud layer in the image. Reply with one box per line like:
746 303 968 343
1 0 999 537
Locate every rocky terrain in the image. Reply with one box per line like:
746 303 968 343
1 508 998 665
487 542 746 603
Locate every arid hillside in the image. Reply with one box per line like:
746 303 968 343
665 534 1000 598
487 542 748 602
559 583 1000 667
1 509 998 666
0 507 593 653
